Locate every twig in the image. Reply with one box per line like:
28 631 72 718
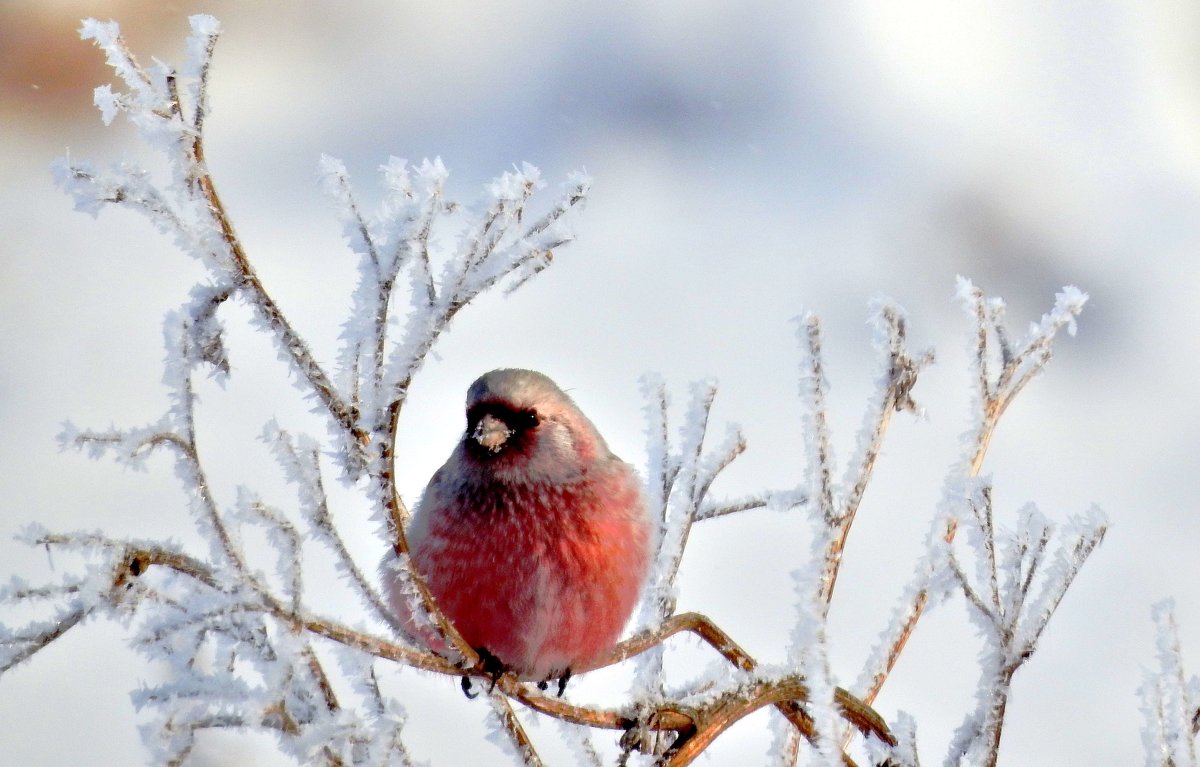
859 283 1085 707
820 306 931 605
178 84 365 451
663 676 876 767
490 691 546 767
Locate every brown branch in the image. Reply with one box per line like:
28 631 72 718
100 543 461 677
95 544 894 763
110 546 224 592
301 643 340 713
665 676 870 767
981 666 1016 767
412 190 441 306
802 316 836 527
173 71 365 450
505 670 886 767
490 690 546 767
823 308 931 606
860 288 1078 709
597 612 755 673
576 612 892 755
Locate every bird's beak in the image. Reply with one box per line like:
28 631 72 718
473 413 513 453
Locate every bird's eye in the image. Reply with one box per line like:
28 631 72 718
518 410 540 430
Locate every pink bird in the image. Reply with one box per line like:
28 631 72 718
385 368 653 693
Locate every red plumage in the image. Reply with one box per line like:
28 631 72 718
383 369 653 682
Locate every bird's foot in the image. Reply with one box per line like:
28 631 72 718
461 647 508 699
556 667 571 697
535 667 572 697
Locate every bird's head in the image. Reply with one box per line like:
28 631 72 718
460 368 606 486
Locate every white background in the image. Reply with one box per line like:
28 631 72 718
2 2 1198 764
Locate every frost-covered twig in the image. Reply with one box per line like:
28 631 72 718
263 422 404 635
630 377 764 739
619 374 893 763
795 305 932 607
696 489 807 521
560 719 606 767
940 483 1105 766
1141 600 1200 767
825 305 932 603
74 19 364 452
855 281 1088 708
489 690 545 767
0 602 90 675
787 305 931 763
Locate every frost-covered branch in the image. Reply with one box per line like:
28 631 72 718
1141 601 1200 767
68 19 364 455
855 281 1088 708
940 482 1106 766
624 376 878 763
795 304 932 608
489 691 546 767
777 304 932 764
262 422 403 635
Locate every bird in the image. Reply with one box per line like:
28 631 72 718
383 368 653 692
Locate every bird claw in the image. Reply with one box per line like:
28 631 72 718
535 668 572 697
556 667 571 697
461 674 478 699
460 648 508 699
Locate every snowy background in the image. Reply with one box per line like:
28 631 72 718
2 1 1199 764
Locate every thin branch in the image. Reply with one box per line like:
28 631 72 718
801 315 836 524
860 283 1085 707
585 612 893 749
945 552 1000 632
270 429 404 634
696 489 807 522
823 306 931 605
0 606 89 674
490 691 545 767
658 381 719 595
411 190 442 306
662 674 889 767
184 110 365 450
301 642 341 713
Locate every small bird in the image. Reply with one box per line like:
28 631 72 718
384 369 653 691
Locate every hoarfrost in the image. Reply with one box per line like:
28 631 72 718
1140 600 1199 767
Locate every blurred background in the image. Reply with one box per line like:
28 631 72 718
2 1 1198 764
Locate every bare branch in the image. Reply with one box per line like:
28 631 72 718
490 691 545 767
800 315 836 524
696 489 807 522
823 304 931 605
0 605 89 674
